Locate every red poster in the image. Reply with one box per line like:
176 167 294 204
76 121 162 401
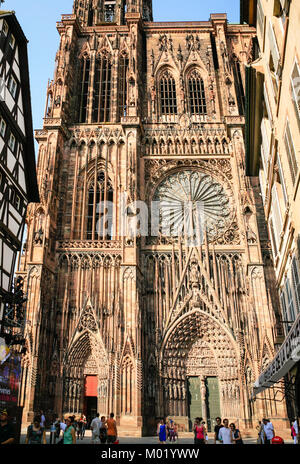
85 375 97 397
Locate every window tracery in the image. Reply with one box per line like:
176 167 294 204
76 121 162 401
187 70 207 115
86 171 114 240
92 52 112 123
159 70 177 115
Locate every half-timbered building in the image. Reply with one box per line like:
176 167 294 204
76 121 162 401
0 11 39 319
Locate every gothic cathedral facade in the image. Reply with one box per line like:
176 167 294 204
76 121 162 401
18 0 288 435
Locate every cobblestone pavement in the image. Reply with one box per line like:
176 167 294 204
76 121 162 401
20 429 293 445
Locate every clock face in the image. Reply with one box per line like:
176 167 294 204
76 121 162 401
153 170 231 242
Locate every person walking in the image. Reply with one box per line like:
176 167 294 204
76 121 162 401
79 413 87 439
194 418 206 445
99 416 107 444
214 417 222 444
107 413 118 444
63 417 76 444
218 418 233 444
157 419 167 444
256 421 265 444
262 418 274 444
0 410 15 444
291 418 299 444
40 410 46 429
25 415 46 444
90 413 101 444
230 423 243 444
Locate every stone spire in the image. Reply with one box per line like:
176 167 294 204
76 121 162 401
73 0 153 26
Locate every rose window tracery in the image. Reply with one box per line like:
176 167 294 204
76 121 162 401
153 170 231 242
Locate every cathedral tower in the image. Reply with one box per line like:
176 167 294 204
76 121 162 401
18 1 288 435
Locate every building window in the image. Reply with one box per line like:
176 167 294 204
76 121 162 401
78 57 90 123
159 70 177 115
86 172 114 240
8 75 17 98
10 188 21 212
0 117 6 138
92 53 112 123
187 70 207 115
8 133 16 152
257 0 265 41
2 20 8 36
118 53 129 119
9 34 15 49
291 59 300 124
284 120 298 185
292 255 300 315
104 1 116 22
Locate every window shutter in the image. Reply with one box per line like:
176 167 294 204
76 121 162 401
261 118 270 173
285 278 296 322
277 154 288 206
264 83 273 123
284 120 298 185
291 256 300 314
268 21 280 72
291 60 300 122
257 0 265 37
271 183 283 243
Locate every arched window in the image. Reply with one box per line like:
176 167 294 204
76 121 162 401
78 56 90 123
159 70 177 115
187 70 207 115
118 53 129 119
92 53 112 123
86 172 114 240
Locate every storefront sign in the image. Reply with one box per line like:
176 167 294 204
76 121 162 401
254 313 300 394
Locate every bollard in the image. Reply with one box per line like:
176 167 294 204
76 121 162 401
50 423 56 444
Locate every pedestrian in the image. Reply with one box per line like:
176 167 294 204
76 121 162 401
90 413 101 444
230 423 243 444
40 410 46 429
168 419 177 442
214 417 222 444
262 418 274 444
194 417 206 445
202 421 209 443
63 416 76 444
0 410 15 444
256 421 265 444
79 413 87 439
99 416 108 444
106 413 118 444
218 418 233 444
193 417 200 444
291 417 299 445
157 419 167 444
25 415 46 444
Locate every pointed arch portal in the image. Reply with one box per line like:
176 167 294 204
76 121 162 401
63 303 109 418
160 308 241 431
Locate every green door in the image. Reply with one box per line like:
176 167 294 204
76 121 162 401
187 377 202 431
206 377 221 432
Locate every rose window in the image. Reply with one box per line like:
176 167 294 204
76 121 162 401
153 170 231 242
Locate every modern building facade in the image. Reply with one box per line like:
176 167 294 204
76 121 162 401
242 0 300 422
18 0 289 435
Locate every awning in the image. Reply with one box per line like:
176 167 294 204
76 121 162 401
253 312 300 395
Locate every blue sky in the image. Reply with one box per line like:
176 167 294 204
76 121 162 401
2 0 240 134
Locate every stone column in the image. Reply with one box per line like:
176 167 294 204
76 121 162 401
201 377 208 424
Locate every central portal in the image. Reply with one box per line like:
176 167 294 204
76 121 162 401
187 376 221 432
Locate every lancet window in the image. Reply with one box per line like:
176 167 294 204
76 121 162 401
78 56 91 123
92 53 112 123
118 53 129 119
159 70 177 115
86 171 114 240
187 70 207 115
